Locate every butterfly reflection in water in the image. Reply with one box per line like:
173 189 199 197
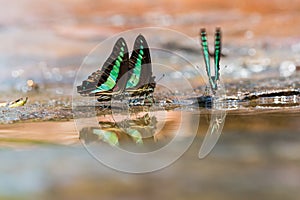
79 113 159 147
77 34 156 105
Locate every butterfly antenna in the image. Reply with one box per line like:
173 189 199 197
156 74 165 83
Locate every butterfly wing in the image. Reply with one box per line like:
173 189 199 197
200 28 211 77
126 34 154 90
77 38 129 96
214 28 221 82
200 28 217 90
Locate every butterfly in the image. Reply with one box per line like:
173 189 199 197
200 28 222 92
77 35 156 102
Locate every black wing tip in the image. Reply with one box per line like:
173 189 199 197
116 37 126 43
215 27 222 36
115 37 128 48
136 34 147 43
137 34 146 39
134 34 149 48
201 27 222 35
200 28 206 34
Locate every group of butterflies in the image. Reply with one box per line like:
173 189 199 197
77 28 222 105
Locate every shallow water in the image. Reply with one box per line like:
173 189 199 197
0 111 300 199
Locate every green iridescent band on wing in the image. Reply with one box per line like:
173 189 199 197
214 28 221 82
126 42 144 88
91 41 126 94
